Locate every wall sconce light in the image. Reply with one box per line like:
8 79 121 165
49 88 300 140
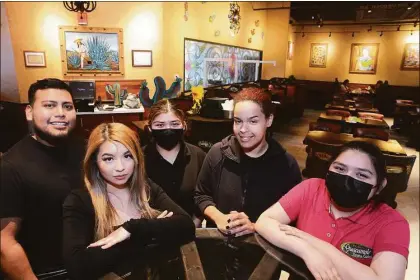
380 31 383 37
302 32 305 38
411 30 413 36
407 3 412 10
367 5 372 13
329 32 331 37
367 26 372 32
352 32 355 37
397 25 401 31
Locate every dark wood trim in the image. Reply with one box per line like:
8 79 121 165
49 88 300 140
183 37 264 92
184 37 263 52
131 50 153 67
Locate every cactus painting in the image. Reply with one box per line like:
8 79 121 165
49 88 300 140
60 26 124 76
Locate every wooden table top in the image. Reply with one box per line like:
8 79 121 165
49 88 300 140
254 234 313 280
188 115 234 123
194 229 313 280
319 113 389 129
304 130 407 155
325 104 379 114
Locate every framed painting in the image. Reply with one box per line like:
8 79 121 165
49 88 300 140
287 41 293 60
23 51 46 67
400 43 419 71
59 26 124 77
349 43 379 74
132 50 153 67
309 43 328 68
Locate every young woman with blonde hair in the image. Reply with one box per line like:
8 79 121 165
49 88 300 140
143 99 206 226
62 122 195 279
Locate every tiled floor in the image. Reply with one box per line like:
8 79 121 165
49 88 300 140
274 110 419 280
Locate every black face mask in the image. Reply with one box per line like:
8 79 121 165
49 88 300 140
152 129 184 150
325 171 375 209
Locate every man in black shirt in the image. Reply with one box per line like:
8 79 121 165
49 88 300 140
1 78 84 279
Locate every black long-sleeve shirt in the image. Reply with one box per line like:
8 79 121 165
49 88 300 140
194 135 302 226
143 141 206 216
62 180 195 280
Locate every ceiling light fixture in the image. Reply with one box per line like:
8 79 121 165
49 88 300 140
63 1 96 13
367 5 372 13
407 3 412 10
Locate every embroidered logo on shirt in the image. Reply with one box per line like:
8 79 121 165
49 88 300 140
340 242 373 259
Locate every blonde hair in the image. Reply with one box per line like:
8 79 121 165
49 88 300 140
84 123 158 240
148 99 186 127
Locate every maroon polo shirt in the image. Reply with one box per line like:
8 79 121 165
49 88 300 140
279 178 410 266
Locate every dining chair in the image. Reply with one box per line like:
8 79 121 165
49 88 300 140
309 121 342 134
357 112 384 120
382 154 417 208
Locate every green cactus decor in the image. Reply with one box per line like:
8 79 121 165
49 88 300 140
105 83 122 107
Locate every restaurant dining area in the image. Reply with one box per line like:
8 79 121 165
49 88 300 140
1 1 419 280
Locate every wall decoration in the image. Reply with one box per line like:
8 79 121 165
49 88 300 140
214 30 220 37
400 43 419 71
309 43 328 67
139 76 182 108
59 26 124 77
248 37 252 43
23 51 46 67
255 20 260 27
131 50 152 67
184 2 188 21
228 2 241 35
184 38 262 91
349 43 379 74
209 14 216 23
287 41 293 60
251 29 255 36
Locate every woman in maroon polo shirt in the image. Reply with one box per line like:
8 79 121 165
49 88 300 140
256 141 410 280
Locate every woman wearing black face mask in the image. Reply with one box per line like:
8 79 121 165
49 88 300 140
256 141 410 280
143 99 206 227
